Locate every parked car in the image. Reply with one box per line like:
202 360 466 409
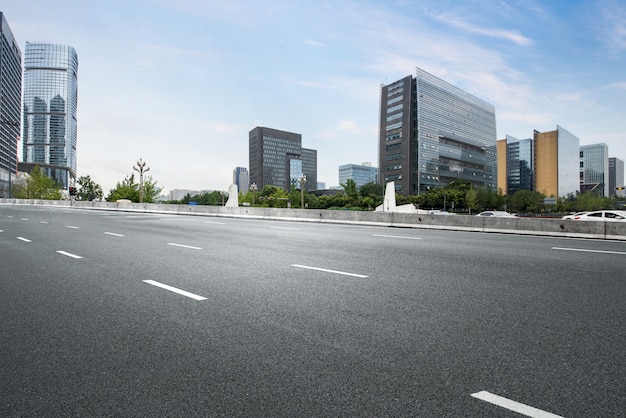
476 211 516 217
570 210 626 221
561 211 588 220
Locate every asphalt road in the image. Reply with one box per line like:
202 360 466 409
1 205 624 417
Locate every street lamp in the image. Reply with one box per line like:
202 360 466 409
133 158 149 203
299 174 307 209
250 182 257 206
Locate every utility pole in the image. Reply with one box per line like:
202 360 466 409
133 158 149 203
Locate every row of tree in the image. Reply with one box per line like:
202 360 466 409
8 165 161 203
9 167 625 214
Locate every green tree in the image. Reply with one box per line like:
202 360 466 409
106 174 162 203
341 179 359 201
465 187 478 214
509 190 545 213
76 175 103 201
14 166 62 200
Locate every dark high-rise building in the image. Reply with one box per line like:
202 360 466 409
580 143 609 196
378 68 497 196
609 157 624 197
22 42 78 189
248 127 317 192
0 13 22 197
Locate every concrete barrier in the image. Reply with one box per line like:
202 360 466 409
1 199 625 240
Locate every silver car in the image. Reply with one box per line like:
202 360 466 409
476 210 516 217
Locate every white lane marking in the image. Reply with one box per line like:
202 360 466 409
66 225 80 229
271 226 301 231
143 280 207 301
471 391 563 418
40 221 49 224
21 218 29 221
167 242 203 250
56 250 83 259
205 221 225 225
104 232 125 237
17 237 32 242
373 234 422 240
552 246 626 255
7 215 13 218
291 264 369 278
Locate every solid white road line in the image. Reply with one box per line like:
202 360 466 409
205 221 226 225
271 226 301 231
143 280 207 301
471 391 563 418
66 225 80 229
373 234 422 240
40 221 49 224
291 264 369 278
56 250 83 259
552 246 626 255
16 237 31 242
167 242 203 250
104 232 125 237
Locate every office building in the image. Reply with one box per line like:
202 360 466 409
378 68 497 195
579 143 609 196
233 167 249 193
534 126 579 197
0 13 22 197
496 135 533 195
248 126 317 191
22 42 78 189
608 157 624 197
338 163 378 190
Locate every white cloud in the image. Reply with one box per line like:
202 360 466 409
425 11 533 46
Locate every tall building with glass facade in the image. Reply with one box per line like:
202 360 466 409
249 126 317 192
608 157 624 197
22 42 78 189
534 126 579 197
233 167 249 193
579 143 609 196
378 68 497 195
338 163 378 190
496 135 533 195
0 13 22 197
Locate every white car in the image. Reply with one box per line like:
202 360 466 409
561 211 588 220
570 210 626 221
476 211 516 218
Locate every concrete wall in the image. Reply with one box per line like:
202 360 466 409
2 198 625 241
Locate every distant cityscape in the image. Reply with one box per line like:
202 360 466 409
1 13 623 201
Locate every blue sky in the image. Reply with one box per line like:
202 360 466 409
3 0 625 194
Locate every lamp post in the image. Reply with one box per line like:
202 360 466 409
133 158 149 203
250 182 257 206
299 174 307 209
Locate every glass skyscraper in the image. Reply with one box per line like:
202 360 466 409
498 135 533 195
338 163 378 190
378 68 497 195
580 143 609 196
0 13 22 197
22 42 78 189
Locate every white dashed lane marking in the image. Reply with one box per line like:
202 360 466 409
292 264 369 278
471 391 563 418
56 250 82 259
143 280 207 301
